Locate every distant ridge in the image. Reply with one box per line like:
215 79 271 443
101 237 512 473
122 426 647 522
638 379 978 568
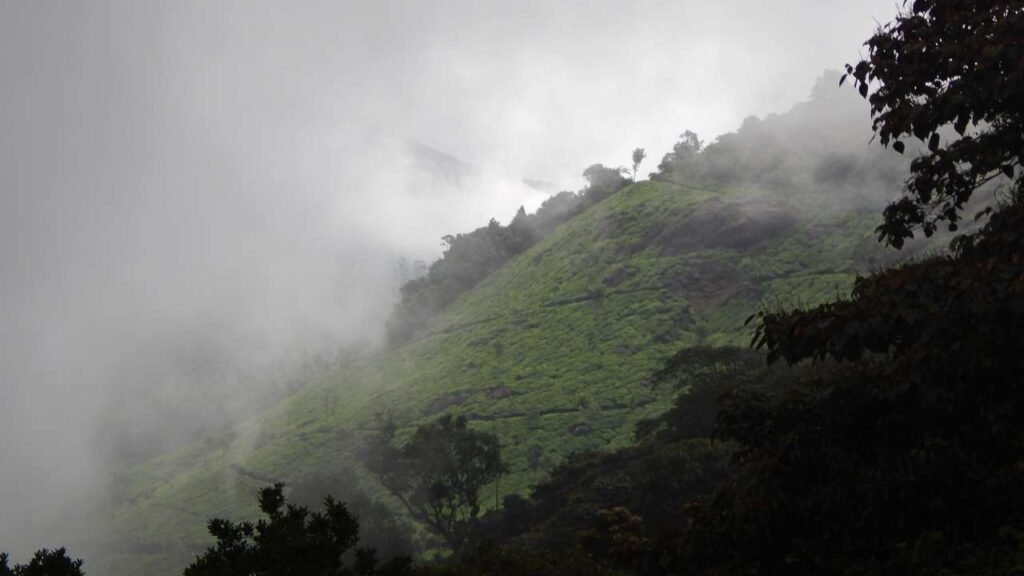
407 142 472 185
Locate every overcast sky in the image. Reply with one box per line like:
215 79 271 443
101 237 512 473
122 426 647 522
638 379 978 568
0 0 898 552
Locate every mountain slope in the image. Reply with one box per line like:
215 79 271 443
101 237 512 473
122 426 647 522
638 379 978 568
99 179 892 575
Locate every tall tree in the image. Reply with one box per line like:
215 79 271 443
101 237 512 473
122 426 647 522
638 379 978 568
364 415 504 555
842 0 1024 247
631 148 646 181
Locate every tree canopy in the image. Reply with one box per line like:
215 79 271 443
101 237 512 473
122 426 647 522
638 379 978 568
843 0 1024 247
631 148 646 181
0 549 85 576
364 415 504 555
655 130 702 178
581 163 630 204
183 483 412 576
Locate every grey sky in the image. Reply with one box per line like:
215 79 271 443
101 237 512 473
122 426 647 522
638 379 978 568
0 0 897 553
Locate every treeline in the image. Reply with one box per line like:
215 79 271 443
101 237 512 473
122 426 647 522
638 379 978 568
650 70 908 206
385 164 630 345
1 549 83 576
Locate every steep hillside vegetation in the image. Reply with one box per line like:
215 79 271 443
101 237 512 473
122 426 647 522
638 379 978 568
386 164 630 345
96 174 897 574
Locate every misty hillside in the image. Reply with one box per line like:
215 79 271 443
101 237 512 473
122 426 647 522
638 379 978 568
88 80 930 575
7 2 1024 575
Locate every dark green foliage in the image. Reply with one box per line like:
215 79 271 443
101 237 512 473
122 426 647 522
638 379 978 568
289 470 416 561
517 439 732 570
635 346 784 442
842 0 1024 246
0 550 84 576
364 415 504 554
183 483 413 576
671 210 1024 575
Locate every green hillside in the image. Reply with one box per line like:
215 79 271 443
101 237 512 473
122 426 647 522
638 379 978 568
97 177 892 575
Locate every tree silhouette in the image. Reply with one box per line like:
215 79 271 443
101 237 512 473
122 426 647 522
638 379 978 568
364 415 503 555
183 483 412 576
631 148 646 181
0 549 84 576
581 164 630 204
842 0 1024 247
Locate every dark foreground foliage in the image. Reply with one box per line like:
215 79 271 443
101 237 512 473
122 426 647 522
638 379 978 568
288 469 417 561
183 483 413 576
0 550 84 576
843 0 1024 246
364 415 504 555
680 205 1024 574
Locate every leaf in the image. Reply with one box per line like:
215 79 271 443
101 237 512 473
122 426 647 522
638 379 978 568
928 133 940 152
913 121 929 140
839 73 848 87
858 82 869 98
954 113 969 135
893 141 905 154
